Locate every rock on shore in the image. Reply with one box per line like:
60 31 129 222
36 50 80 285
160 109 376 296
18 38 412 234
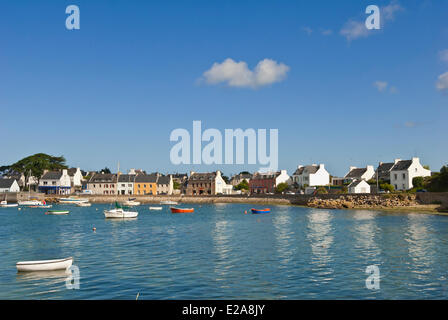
307 194 417 210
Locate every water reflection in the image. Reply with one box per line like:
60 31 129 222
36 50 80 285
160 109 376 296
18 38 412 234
352 211 381 260
306 210 334 279
212 220 232 282
272 210 296 266
406 214 434 275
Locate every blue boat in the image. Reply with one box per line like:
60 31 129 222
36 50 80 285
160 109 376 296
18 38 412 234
251 208 270 214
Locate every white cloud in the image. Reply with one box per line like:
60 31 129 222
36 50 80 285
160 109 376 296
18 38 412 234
340 20 370 41
340 1 403 41
436 72 448 92
439 49 448 63
373 81 388 92
302 27 313 36
202 58 290 88
321 29 333 36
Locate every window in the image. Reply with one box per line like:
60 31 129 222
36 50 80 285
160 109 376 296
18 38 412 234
394 174 397 180
402 173 406 179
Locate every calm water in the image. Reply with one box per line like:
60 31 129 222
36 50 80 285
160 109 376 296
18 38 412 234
0 203 448 299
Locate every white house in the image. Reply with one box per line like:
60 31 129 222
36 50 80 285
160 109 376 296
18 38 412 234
348 179 371 194
292 164 330 187
0 179 20 193
117 174 135 195
344 165 375 182
157 175 173 195
38 170 72 195
67 168 83 187
215 171 231 194
390 158 431 190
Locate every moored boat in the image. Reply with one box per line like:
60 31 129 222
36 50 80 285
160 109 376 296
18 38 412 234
16 257 73 272
170 207 194 213
59 197 89 204
251 208 271 214
161 200 178 205
149 206 163 210
0 200 18 208
123 198 140 206
77 202 91 207
46 210 70 215
18 199 42 206
104 202 138 218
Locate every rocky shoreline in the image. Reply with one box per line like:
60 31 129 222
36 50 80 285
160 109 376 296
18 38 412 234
42 193 448 214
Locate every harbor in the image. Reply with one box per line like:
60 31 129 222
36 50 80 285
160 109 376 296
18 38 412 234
1 203 448 299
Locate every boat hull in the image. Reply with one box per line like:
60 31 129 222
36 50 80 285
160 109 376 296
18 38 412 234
46 210 69 215
104 209 138 218
16 257 73 272
123 201 140 206
77 203 91 207
170 207 194 213
161 201 178 205
251 208 271 214
0 204 18 208
59 198 89 204
18 200 41 206
149 207 163 210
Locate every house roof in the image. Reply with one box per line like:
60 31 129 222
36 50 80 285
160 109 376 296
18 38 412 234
135 174 158 183
41 171 63 180
231 173 252 181
0 178 16 188
376 162 394 179
189 172 217 181
293 165 319 176
391 160 413 171
157 175 171 185
252 172 280 180
348 179 367 188
89 173 117 183
345 168 367 179
118 174 136 182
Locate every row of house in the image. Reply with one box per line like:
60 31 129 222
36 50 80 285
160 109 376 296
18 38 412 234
0 157 432 195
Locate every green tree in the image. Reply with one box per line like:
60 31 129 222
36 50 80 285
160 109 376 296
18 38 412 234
412 176 425 189
428 165 448 191
101 167 111 174
316 187 328 194
275 182 289 194
235 179 249 191
10 153 67 179
380 183 395 193
173 181 181 190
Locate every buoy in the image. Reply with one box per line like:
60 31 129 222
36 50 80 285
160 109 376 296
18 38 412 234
244 210 247 214
93 227 96 232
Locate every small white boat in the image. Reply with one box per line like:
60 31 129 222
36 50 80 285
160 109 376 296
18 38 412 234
59 197 89 204
0 200 18 208
149 206 163 210
77 202 91 207
16 257 73 272
28 205 52 209
160 200 178 205
46 210 70 215
123 198 140 206
18 200 42 206
104 208 138 219
104 202 138 218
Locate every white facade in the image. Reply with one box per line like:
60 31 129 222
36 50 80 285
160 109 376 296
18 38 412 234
0 179 20 193
39 169 72 195
215 171 229 194
345 165 375 181
117 175 135 195
275 170 291 186
69 168 83 187
292 164 330 187
348 180 371 194
390 158 431 190
157 175 174 195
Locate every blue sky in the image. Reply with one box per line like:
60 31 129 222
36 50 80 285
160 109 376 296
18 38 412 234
0 0 447 177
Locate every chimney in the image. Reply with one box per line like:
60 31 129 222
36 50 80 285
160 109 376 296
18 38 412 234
312 164 317 167
319 164 325 169
298 165 303 169
216 170 222 177
190 171 195 177
412 157 420 164
394 159 401 164
281 170 287 175
379 162 383 166
62 169 68 176
349 166 357 171
366 165 374 171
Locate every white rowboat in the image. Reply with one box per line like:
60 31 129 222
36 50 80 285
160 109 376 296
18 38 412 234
149 206 163 210
16 257 73 272
18 200 42 206
59 197 89 204
0 200 18 208
77 202 91 207
123 200 140 206
46 210 70 215
160 200 178 205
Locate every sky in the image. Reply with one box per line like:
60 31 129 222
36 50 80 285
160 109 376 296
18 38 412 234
0 0 447 177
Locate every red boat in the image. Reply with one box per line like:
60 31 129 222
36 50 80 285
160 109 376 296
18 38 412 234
170 207 194 213
251 208 271 214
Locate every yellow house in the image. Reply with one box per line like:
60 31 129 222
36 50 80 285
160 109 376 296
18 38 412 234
134 174 157 195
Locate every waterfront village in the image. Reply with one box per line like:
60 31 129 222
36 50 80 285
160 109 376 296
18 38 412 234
0 155 438 197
